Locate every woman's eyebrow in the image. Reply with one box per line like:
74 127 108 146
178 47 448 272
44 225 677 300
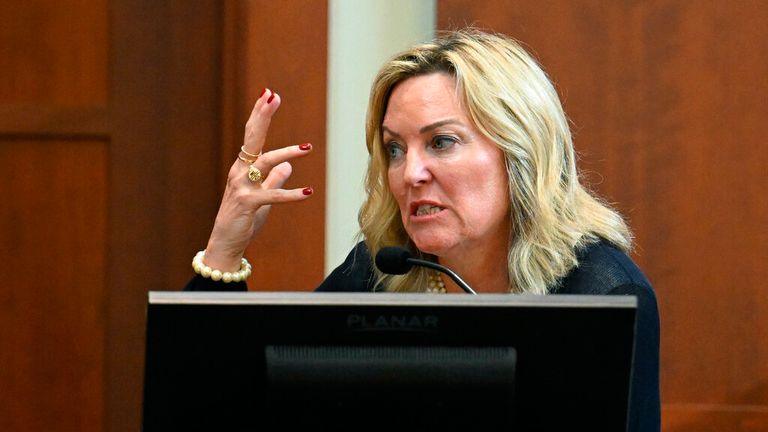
419 118 463 134
381 125 400 138
382 118 464 138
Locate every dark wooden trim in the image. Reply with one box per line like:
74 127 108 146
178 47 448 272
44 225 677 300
107 1 223 431
220 0 241 179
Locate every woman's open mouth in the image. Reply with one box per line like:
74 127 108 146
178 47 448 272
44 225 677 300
415 204 444 216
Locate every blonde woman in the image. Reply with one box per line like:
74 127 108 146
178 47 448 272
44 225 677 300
187 29 659 431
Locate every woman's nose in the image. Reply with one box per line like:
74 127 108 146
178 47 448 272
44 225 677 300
402 148 432 186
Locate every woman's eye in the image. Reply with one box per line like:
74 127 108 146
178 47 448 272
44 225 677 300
432 135 457 150
385 142 404 160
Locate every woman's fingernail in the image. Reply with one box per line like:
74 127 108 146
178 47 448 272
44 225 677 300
260 88 267 98
299 143 312 151
267 92 276 103
302 187 313 196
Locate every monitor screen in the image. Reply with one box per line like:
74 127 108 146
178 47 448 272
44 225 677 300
142 292 636 430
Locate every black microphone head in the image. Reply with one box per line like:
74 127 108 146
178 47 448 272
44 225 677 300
375 246 413 275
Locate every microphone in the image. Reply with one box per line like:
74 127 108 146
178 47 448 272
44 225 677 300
375 246 477 295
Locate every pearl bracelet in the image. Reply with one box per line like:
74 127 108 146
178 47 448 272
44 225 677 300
192 250 252 283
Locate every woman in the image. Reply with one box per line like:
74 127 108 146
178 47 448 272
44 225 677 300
186 29 659 431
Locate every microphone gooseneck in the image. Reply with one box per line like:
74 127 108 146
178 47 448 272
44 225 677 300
375 247 477 295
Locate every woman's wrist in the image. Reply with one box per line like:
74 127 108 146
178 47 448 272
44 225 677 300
203 239 246 272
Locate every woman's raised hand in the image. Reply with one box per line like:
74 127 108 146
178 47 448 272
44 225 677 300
203 89 313 272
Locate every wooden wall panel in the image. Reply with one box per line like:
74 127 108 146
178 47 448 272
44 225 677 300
0 1 109 431
107 0 329 428
2 1 329 431
0 140 107 431
223 0 327 291
439 1 768 430
0 0 108 105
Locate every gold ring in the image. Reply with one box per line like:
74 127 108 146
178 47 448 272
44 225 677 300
241 145 261 159
247 165 263 183
238 154 257 165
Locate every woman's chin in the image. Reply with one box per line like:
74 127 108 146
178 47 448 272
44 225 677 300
410 236 456 258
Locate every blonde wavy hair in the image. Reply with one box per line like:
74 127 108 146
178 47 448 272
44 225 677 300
359 29 632 294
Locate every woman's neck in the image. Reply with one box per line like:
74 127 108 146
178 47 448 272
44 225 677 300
437 242 510 294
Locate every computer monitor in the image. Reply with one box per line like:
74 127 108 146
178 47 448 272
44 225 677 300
142 292 636 430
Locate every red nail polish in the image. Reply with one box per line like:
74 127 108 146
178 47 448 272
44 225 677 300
267 93 276 103
260 88 267 97
299 143 312 151
302 187 313 196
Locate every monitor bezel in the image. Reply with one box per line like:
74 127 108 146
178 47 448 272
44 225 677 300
143 291 636 430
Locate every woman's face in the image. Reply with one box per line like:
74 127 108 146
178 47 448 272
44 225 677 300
383 72 511 259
